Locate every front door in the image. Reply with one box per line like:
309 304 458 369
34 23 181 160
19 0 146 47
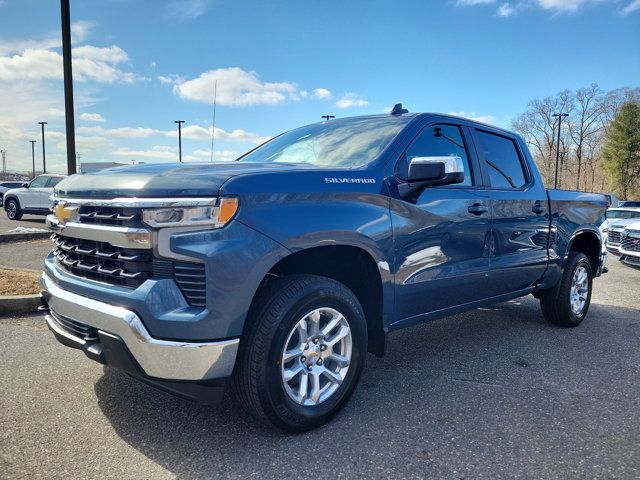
23 175 49 209
389 123 492 324
471 128 550 296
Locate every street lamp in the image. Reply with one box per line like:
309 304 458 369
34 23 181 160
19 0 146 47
38 121 48 173
552 113 568 189
174 120 185 163
321 115 335 121
29 140 37 179
60 0 76 175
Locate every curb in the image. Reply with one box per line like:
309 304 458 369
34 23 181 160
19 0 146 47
0 294 43 316
0 231 51 244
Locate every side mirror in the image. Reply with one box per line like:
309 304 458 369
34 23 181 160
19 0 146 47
399 156 465 198
22 183 29 188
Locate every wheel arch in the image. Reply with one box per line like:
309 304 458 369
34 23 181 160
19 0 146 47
246 244 388 356
568 228 600 274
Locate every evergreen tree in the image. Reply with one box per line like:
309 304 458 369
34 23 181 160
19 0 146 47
602 102 640 199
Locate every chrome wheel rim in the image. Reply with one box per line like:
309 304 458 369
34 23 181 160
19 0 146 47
281 307 352 406
570 266 589 315
7 201 16 218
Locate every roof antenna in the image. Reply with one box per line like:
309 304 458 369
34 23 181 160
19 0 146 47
210 79 217 162
390 103 408 115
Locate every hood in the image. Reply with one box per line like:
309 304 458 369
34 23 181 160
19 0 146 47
54 162 304 198
609 218 640 230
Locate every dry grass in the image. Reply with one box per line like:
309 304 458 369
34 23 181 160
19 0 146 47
0 268 41 296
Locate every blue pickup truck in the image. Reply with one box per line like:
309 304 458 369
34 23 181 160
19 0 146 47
41 107 607 431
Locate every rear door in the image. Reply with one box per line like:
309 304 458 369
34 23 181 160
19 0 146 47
471 128 550 296
389 121 492 322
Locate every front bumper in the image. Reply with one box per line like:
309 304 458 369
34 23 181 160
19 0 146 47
40 271 239 382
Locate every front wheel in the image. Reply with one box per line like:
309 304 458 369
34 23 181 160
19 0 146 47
540 252 593 327
233 274 367 432
5 199 22 220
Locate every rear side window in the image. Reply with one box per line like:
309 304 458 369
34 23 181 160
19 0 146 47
400 124 473 186
47 177 63 188
475 131 527 189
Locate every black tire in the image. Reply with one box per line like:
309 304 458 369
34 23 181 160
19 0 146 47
5 198 22 220
540 252 593 327
233 274 367 432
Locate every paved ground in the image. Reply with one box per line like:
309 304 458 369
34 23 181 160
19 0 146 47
0 238 51 270
1 248 639 479
0 213 47 234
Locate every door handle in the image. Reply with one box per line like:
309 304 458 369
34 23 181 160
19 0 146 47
532 203 546 215
468 204 489 215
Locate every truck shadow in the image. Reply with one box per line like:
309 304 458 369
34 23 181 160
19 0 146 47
94 296 640 479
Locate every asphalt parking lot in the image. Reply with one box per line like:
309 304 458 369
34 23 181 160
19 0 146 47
0 212 47 234
1 242 639 479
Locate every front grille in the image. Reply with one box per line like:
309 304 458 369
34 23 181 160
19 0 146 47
607 231 622 245
621 254 640 266
621 233 640 253
52 234 207 306
77 205 143 228
52 234 154 288
50 310 98 341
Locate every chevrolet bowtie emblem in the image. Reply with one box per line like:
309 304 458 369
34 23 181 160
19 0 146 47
53 203 76 225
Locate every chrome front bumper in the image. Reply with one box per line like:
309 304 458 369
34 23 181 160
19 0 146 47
40 272 239 381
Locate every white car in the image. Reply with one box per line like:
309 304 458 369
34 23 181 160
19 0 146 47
3 174 66 220
603 208 640 253
619 220 640 267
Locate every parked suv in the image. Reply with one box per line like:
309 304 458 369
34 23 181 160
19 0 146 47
41 111 607 431
3 174 66 220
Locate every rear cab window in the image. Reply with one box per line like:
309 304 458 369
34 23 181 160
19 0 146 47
475 130 527 189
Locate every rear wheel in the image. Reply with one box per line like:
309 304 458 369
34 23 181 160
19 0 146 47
540 252 593 327
233 274 367 432
5 199 22 220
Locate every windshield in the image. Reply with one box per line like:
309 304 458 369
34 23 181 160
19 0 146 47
239 117 410 167
607 210 640 219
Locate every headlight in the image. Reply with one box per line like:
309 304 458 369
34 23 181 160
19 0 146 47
142 197 238 228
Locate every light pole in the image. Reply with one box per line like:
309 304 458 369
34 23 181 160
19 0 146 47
552 113 568 189
0 150 6 177
29 140 37 178
38 121 48 173
60 0 76 175
321 115 335 121
174 120 185 162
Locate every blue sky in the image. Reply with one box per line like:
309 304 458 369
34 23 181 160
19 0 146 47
0 0 638 173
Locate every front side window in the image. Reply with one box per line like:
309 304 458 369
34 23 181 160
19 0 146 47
399 124 473 186
29 176 49 188
239 117 410 168
475 130 527 189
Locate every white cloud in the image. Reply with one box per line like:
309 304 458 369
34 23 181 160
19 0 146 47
456 0 495 4
497 2 518 16
0 21 92 56
0 44 143 83
622 0 640 14
173 67 297 106
165 0 213 21
111 146 178 160
80 112 105 122
77 126 160 138
334 93 369 109
165 125 261 142
313 88 332 99
449 111 496 124
192 149 239 161
157 74 183 85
